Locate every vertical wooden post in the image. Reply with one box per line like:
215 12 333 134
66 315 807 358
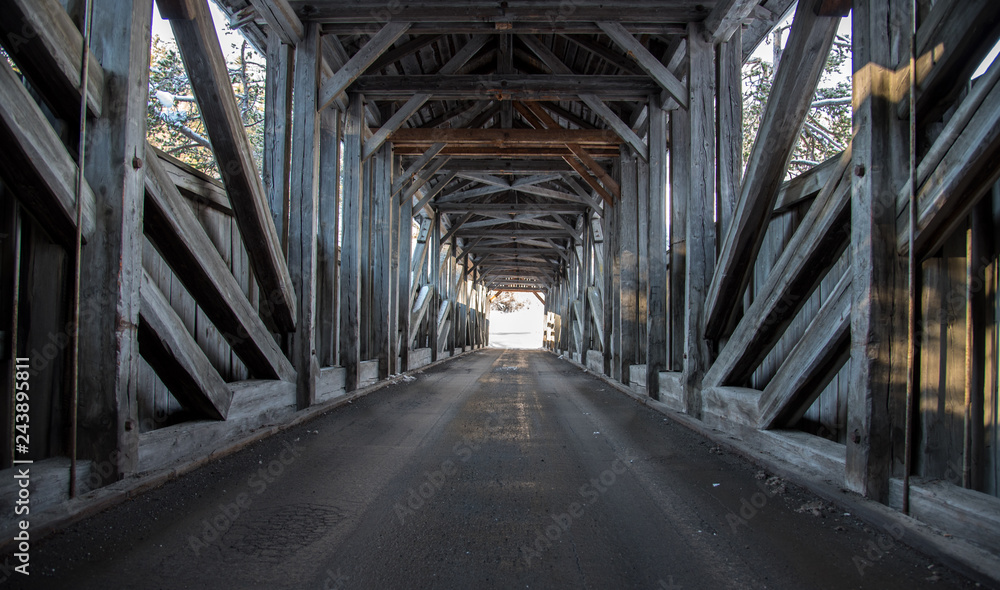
637 155 650 364
847 0 909 501
397 157 412 371
605 191 621 379
388 153 400 372
683 23 717 416
619 146 639 383
264 32 293 255
340 94 364 391
669 111 690 372
647 95 669 399
288 22 321 408
318 108 341 367
372 143 394 379
716 31 742 245
77 0 152 481
429 215 440 361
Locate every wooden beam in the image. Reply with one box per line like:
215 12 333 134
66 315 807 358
898 64 1000 257
704 0 761 44
557 34 641 74
138 270 232 420
519 101 620 203
143 144 296 382
247 0 303 44
401 158 450 203
263 32 294 254
168 0 297 332
372 144 395 378
393 143 446 195
716 31 742 242
704 157 851 389
894 0 1000 121
646 95 667 399
288 22 322 408
703 0 840 339
597 21 687 108
392 145 621 157
847 0 910 503
0 0 105 118
436 203 587 214
340 94 364 390
369 34 444 73
774 151 841 213
619 148 639 383
682 23 716 414
0 56 97 248
318 22 411 110
412 171 457 213
757 272 852 428
75 0 152 481
363 35 489 158
351 74 659 101
668 110 688 372
318 109 340 368
389 128 622 146
293 2 710 24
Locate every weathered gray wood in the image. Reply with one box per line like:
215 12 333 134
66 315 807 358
393 143 446 196
894 0 1000 121
340 94 364 390
619 148 639 383
264 32 294 254
705 157 852 389
398 157 413 371
318 22 411 110
0 0 105 118
77 0 152 482
646 95 667 399
365 36 489 159
318 109 340 367
390 128 622 147
138 270 232 420
757 272 852 429
166 0 297 332
774 152 841 213
287 2 714 24
372 144 394 379
353 72 658 101
704 0 840 339
0 57 97 248
247 0 303 44
597 21 687 109
847 0 910 502
716 32 742 243
288 22 322 409
412 171 457 214
899 71 1000 257
682 23 716 416
143 143 296 382
668 111 688 372
704 0 761 44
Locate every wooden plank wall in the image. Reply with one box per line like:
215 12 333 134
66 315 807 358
138 162 259 432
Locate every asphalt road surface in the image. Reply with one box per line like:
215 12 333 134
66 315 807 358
2 349 979 589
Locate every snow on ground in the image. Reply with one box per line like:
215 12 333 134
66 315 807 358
488 296 544 349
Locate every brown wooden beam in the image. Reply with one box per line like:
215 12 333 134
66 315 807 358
350 74 660 101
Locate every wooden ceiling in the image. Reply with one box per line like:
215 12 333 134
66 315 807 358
216 0 797 291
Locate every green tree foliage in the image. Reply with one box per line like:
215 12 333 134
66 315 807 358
742 28 853 179
147 35 266 178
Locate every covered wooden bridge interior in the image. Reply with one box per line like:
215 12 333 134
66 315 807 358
1 0 1000 580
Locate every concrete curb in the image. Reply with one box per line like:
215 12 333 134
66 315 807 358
0 347 481 556
550 351 1000 590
